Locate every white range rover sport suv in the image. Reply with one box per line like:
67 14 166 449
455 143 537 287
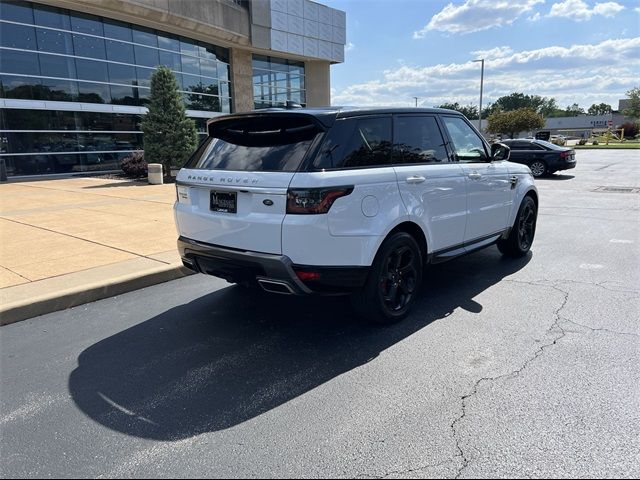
174 107 538 324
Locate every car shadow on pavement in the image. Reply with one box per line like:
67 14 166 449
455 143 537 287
542 174 575 181
69 248 531 441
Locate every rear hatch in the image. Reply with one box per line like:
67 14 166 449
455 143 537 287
175 114 324 254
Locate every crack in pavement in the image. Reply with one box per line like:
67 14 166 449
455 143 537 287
562 317 639 338
450 282 571 479
505 277 640 295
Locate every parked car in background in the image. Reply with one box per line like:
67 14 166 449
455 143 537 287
550 135 567 146
501 139 576 177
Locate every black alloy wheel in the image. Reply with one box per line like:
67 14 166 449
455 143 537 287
351 232 423 324
379 244 419 313
497 196 537 258
517 200 536 251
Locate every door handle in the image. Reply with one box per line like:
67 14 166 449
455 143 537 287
406 175 426 184
468 172 482 180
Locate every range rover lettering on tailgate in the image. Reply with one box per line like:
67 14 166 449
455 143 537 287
174 107 538 324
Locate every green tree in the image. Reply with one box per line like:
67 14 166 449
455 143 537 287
563 103 585 116
141 66 198 179
437 102 478 119
545 107 572 118
587 103 612 115
622 87 640 118
481 104 494 119
486 108 545 139
489 92 558 117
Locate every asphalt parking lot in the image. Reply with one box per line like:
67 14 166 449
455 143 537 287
1 149 639 478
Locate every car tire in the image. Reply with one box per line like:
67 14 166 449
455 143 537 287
529 161 547 178
497 196 537 258
351 232 423 325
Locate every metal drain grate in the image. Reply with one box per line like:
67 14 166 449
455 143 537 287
594 186 640 193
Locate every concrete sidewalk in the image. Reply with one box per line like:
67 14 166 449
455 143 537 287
0 177 192 325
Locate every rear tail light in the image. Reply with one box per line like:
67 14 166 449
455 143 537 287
560 151 573 158
286 186 353 214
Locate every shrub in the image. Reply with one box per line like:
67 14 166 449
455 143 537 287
578 139 587 145
121 151 147 177
620 122 639 139
592 140 599 145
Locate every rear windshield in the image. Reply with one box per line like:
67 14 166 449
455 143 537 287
185 116 322 171
534 140 567 150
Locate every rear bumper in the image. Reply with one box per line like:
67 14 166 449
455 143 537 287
556 160 576 171
178 236 368 295
548 157 576 171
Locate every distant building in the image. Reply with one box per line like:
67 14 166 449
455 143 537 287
542 113 632 137
618 98 631 112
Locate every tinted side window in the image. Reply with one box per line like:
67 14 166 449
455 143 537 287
441 116 488 163
393 116 448 164
339 116 392 168
508 142 528 150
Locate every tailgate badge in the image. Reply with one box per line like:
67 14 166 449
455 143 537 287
263 199 274 206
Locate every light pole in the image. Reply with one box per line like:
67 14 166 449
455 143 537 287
473 59 484 133
413 96 419 107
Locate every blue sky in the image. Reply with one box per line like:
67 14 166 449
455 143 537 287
321 0 640 110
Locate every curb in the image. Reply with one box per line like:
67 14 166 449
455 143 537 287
0 264 195 326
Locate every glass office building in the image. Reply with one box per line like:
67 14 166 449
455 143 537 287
252 55 305 109
0 0 231 175
0 0 346 178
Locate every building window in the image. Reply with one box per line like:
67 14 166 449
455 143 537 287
0 0 233 176
252 55 305 109
0 0 232 113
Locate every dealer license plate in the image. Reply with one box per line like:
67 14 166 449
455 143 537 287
210 191 237 213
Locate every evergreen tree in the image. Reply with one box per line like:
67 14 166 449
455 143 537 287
141 66 198 179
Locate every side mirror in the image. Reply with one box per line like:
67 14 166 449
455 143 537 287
491 142 510 161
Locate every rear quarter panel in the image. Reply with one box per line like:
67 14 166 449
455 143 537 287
506 162 537 226
288 168 407 237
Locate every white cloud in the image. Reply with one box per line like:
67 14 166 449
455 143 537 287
528 12 543 21
549 0 625 21
413 0 543 37
345 42 355 52
471 46 514 58
593 1 625 16
332 37 640 110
